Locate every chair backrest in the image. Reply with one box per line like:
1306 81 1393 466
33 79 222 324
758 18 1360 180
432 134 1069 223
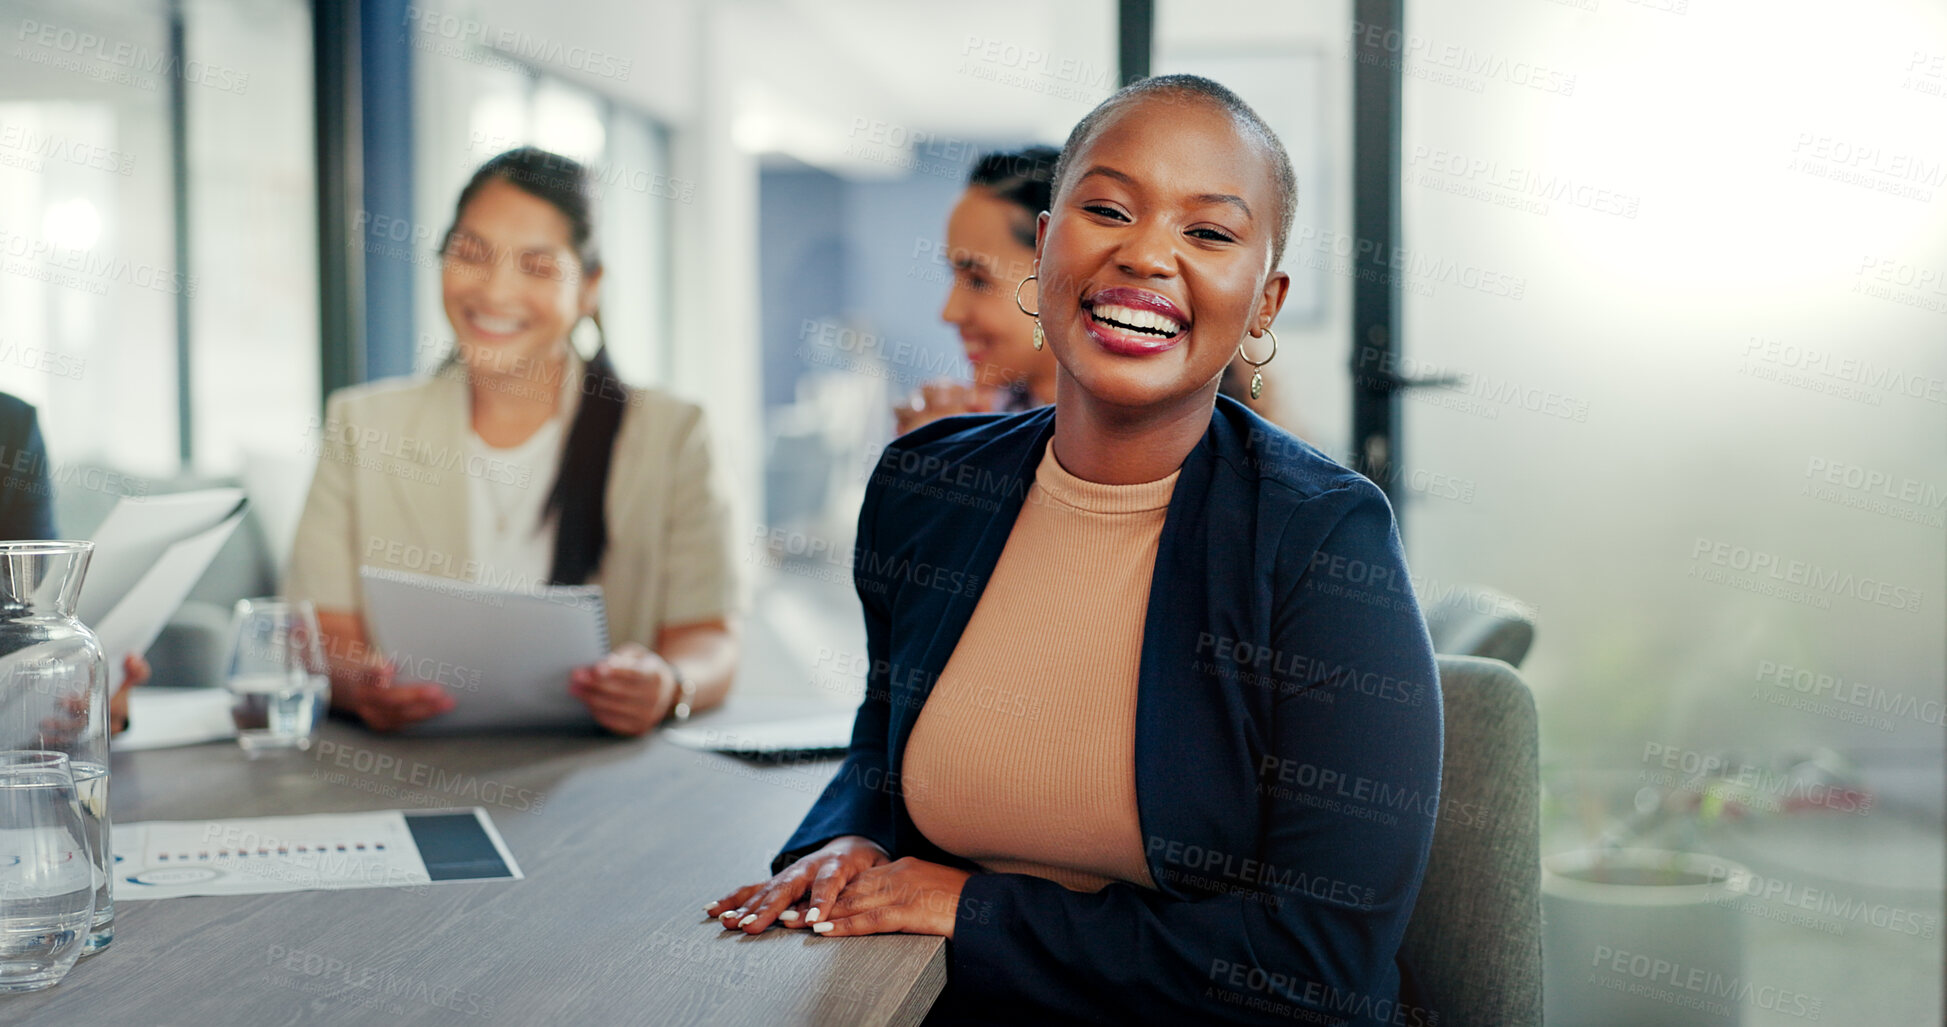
1425 585 1537 668
1399 655 1542 1027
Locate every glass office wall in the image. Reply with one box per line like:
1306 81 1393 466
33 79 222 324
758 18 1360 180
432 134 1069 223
1397 0 1945 1021
1142 2 1942 1020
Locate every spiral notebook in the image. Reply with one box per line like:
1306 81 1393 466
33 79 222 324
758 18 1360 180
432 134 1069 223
358 568 608 734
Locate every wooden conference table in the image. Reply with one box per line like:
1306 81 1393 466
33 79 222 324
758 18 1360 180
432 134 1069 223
7 702 945 1025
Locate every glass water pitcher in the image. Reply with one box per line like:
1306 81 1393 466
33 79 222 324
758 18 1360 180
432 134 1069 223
0 541 112 955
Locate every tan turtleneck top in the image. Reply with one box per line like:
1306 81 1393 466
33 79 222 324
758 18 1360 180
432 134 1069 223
901 446 1177 892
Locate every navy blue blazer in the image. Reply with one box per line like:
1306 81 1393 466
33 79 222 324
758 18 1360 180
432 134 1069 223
0 394 56 541
778 397 1443 1026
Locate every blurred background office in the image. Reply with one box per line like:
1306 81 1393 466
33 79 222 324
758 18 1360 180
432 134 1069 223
1 0 1940 1022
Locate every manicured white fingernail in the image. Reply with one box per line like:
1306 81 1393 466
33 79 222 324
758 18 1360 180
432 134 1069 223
780 910 800 921
812 921 834 934
806 907 821 923
738 914 758 927
720 909 742 922
704 903 719 914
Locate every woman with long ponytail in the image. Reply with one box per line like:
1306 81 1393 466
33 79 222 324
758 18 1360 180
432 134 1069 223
288 147 738 735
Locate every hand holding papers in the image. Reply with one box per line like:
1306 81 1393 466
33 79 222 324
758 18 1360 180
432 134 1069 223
357 568 609 734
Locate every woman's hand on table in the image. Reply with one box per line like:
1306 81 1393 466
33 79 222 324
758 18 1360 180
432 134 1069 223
568 643 677 737
343 661 454 732
110 654 150 735
706 835 892 935
792 856 974 940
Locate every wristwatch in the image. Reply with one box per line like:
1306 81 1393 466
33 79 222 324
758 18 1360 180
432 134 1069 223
669 666 696 722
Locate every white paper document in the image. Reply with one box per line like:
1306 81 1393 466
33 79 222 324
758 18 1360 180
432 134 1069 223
358 568 608 734
79 489 249 690
115 808 522 900
114 686 237 751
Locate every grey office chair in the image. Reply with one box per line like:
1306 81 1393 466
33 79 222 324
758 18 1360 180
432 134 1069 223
1425 585 1536 668
1398 655 1542 1027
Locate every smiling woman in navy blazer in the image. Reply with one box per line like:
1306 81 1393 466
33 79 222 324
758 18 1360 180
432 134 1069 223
709 76 1443 1027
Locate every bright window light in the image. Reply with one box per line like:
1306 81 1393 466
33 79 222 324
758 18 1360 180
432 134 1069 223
42 198 103 251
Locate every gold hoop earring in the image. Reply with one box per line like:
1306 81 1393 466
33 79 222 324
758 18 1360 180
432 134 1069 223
1015 275 1044 350
1238 327 1278 400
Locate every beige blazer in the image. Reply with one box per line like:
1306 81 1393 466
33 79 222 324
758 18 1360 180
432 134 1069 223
285 357 739 650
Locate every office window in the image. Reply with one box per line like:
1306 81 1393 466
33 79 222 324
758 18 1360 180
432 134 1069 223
0 0 316 494
0 0 180 477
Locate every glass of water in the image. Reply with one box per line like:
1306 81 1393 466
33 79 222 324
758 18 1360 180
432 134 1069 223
0 751 95 992
225 598 331 754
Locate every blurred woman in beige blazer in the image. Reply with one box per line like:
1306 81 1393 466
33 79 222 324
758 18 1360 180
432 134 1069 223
288 147 738 735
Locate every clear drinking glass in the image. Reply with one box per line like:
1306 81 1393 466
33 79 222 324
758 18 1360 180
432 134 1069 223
224 598 330 754
0 751 96 993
